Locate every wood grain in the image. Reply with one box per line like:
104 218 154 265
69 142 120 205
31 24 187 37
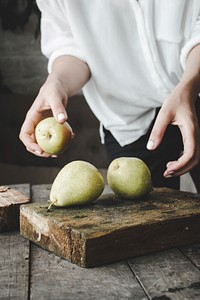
29 244 147 300
0 184 30 232
0 233 30 300
0 184 30 300
20 187 200 267
180 243 200 270
128 248 200 299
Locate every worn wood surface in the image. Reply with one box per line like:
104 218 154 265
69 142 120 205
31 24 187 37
20 186 200 267
0 232 30 300
0 184 30 232
128 249 200 299
30 244 147 300
0 184 30 300
1 184 200 299
181 244 200 270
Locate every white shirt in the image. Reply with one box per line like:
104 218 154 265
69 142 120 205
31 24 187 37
36 0 200 146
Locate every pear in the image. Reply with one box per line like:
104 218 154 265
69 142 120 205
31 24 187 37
107 157 152 199
35 117 74 155
48 161 105 208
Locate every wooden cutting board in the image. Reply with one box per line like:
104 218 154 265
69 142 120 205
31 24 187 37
0 185 30 232
20 186 200 267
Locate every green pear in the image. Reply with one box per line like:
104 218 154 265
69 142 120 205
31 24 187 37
107 157 152 199
49 161 105 208
35 117 74 155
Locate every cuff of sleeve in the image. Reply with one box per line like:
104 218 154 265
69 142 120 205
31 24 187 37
99 122 105 145
180 36 200 70
47 48 87 73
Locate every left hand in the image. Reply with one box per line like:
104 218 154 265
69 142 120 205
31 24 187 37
146 82 200 177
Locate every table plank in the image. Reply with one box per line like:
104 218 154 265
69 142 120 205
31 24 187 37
0 233 30 300
30 244 147 300
31 184 51 202
0 184 30 300
128 248 200 299
181 243 200 269
29 184 148 300
9 183 31 198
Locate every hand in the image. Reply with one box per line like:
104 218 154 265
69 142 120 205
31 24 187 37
147 83 200 177
19 75 68 157
19 55 90 157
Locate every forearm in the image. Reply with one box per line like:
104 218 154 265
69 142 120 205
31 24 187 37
47 55 91 98
180 43 200 98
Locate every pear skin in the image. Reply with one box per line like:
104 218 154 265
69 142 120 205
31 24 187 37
49 161 105 208
35 117 74 155
107 157 152 199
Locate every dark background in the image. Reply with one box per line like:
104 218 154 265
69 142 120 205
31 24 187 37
0 0 107 184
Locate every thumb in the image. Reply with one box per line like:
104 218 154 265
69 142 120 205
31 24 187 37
147 110 170 150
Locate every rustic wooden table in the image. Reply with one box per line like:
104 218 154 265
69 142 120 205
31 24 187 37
1 184 200 300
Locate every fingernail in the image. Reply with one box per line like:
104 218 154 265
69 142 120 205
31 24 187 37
165 174 173 178
168 170 175 175
57 113 66 121
165 171 175 178
35 150 42 155
51 155 57 158
147 140 155 150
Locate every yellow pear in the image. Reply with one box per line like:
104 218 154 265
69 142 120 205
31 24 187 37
35 117 74 155
49 161 105 208
107 157 152 199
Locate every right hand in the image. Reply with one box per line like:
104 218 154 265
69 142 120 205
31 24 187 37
19 74 68 157
147 82 200 177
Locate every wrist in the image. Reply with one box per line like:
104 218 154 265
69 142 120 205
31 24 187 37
180 44 200 99
46 73 70 96
179 77 200 100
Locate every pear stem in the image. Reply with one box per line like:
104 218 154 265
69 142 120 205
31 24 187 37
47 199 57 212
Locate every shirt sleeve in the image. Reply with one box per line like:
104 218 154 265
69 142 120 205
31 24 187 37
180 13 200 69
36 0 86 73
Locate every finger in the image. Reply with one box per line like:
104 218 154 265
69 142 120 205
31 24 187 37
26 147 55 158
164 150 198 177
22 133 43 154
19 114 42 152
147 109 171 150
50 95 68 123
164 123 199 177
20 123 54 157
164 156 197 177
